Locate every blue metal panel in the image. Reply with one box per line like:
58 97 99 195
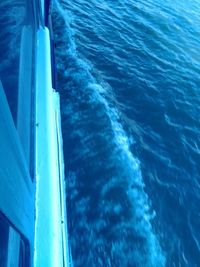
34 27 71 267
0 81 35 247
34 28 63 267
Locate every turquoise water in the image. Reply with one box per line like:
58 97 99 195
52 0 200 266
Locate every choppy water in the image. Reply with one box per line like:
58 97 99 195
52 0 200 266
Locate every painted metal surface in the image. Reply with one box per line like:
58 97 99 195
0 81 35 244
17 25 35 175
34 27 70 267
0 0 72 266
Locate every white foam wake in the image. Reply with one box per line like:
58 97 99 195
52 1 166 266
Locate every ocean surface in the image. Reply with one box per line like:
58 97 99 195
52 1 200 266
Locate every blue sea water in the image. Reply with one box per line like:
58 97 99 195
52 0 200 266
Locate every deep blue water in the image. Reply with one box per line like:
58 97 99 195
52 0 200 266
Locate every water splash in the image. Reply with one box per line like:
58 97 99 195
52 1 166 266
